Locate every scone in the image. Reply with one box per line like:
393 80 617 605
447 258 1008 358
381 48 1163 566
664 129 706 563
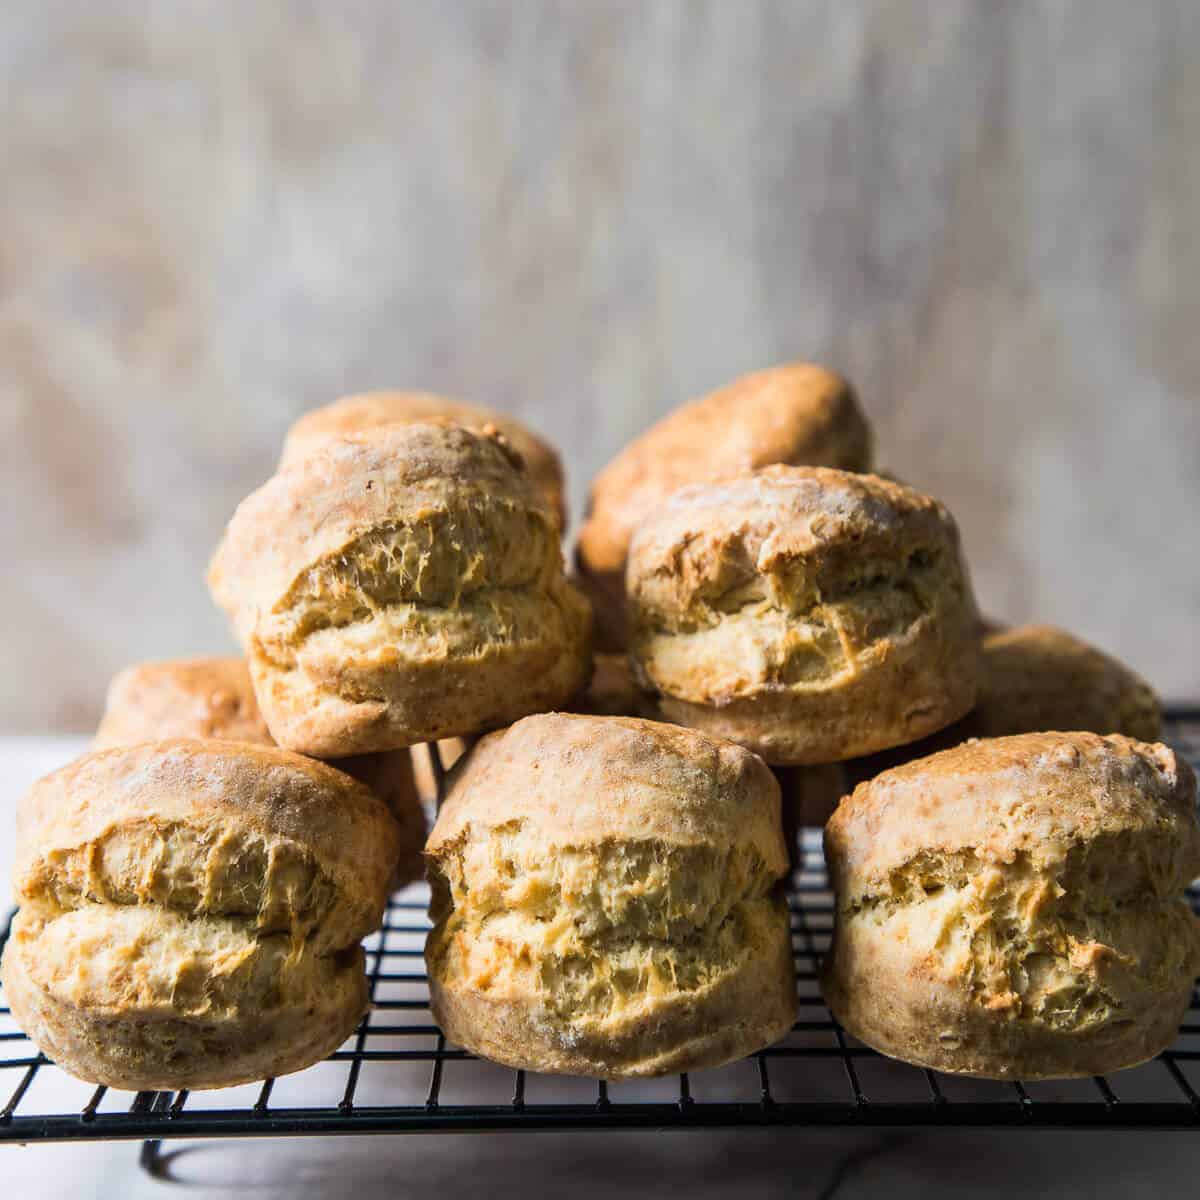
627 466 979 764
971 624 1162 742
576 362 872 650
822 732 1200 1079
94 656 426 886
2 740 399 1091
95 656 272 748
279 390 567 528
425 713 796 1078
209 423 592 757
845 624 1164 786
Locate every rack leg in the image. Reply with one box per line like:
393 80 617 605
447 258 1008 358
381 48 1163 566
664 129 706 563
137 1091 173 1178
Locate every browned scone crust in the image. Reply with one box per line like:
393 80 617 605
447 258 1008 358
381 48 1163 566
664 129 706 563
972 624 1162 742
93 656 426 886
822 732 1200 1080
95 656 271 748
845 624 1164 787
626 466 979 764
576 362 872 650
2 740 400 1090
280 390 567 528
209 423 592 757
425 714 796 1079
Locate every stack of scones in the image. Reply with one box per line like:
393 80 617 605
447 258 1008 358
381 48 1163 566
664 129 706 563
4 368 1196 1089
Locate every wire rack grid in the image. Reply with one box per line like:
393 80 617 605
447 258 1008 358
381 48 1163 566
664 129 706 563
1 710 1199 1159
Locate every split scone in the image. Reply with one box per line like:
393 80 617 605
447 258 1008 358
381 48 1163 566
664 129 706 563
94 656 426 886
425 714 796 1078
279 390 567 528
2 740 399 1090
209 423 592 757
626 466 979 764
576 362 872 650
822 732 1200 1079
845 623 1164 786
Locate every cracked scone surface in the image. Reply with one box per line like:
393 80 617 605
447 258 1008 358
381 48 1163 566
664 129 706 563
822 732 1200 1079
93 656 427 886
424 713 796 1079
576 362 872 651
627 466 979 764
279 390 567 528
209 422 592 756
1 739 399 1090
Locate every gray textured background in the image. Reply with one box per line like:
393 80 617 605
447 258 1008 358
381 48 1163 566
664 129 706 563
2 1 1197 732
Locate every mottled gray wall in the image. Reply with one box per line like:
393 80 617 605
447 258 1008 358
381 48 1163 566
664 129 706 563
2 1 1197 731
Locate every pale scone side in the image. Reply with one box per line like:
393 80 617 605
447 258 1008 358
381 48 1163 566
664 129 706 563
627 466 979 764
1 740 399 1090
424 714 797 1078
822 732 1200 1079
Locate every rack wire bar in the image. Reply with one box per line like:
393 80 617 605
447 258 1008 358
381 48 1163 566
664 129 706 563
0 711 1198 1149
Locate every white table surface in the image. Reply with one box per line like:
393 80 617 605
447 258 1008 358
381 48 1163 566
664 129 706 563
1 737 1198 1199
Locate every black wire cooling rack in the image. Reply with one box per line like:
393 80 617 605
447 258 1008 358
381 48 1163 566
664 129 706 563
1 710 1199 1166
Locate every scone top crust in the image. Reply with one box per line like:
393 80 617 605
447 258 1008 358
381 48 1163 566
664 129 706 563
628 466 963 631
828 732 1200 905
578 362 872 577
429 713 786 875
94 656 271 750
209 421 557 648
279 390 566 526
15 739 400 945
977 624 1162 743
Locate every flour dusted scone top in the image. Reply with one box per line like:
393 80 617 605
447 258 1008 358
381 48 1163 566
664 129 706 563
2 740 399 1090
93 655 427 886
822 732 1200 1079
279 390 567 528
209 423 592 757
627 466 979 764
425 713 796 1079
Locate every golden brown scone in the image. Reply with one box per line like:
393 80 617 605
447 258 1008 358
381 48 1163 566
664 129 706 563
972 624 1162 742
209 423 593 757
822 732 1200 1080
95 656 272 748
626 466 979 764
425 714 796 1079
280 390 567 528
576 363 872 650
93 656 426 886
2 739 399 1090
845 624 1164 788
